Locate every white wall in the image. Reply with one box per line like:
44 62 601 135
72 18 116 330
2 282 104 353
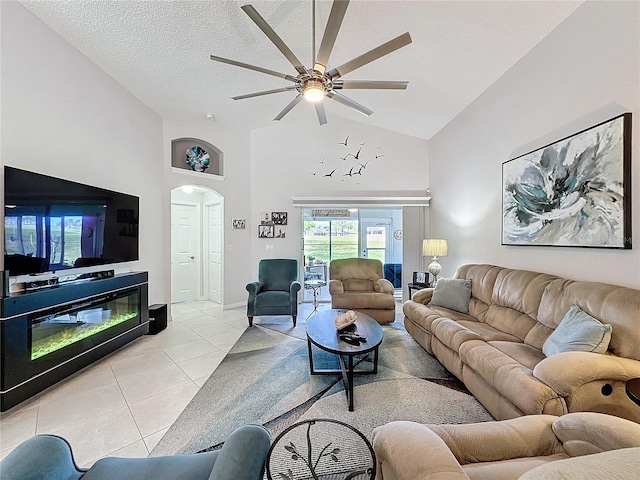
250 115 429 272
428 1 640 288
0 2 166 302
163 120 252 307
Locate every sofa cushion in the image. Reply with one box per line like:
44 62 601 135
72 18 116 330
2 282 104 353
331 292 395 310
487 341 546 371
341 279 374 292
542 305 612 357
457 321 521 343
83 452 219 480
431 278 472 314
537 279 640 360
459 339 563 415
519 447 640 480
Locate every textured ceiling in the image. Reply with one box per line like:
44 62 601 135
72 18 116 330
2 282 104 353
21 0 583 140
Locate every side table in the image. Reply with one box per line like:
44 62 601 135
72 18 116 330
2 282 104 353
626 378 640 407
305 279 326 318
266 418 376 480
407 282 428 299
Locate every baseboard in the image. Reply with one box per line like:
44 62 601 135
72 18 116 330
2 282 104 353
223 301 245 310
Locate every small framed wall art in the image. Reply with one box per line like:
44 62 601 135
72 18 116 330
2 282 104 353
232 218 246 229
258 225 274 238
258 211 288 238
272 212 288 225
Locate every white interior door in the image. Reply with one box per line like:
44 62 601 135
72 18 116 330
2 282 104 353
360 220 391 263
206 202 223 304
171 202 200 303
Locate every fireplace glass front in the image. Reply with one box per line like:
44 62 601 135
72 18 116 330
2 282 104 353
31 290 140 361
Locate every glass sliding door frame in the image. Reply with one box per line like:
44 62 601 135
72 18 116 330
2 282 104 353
302 209 359 302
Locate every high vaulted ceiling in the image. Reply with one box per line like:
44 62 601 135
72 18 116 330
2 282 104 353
21 0 583 140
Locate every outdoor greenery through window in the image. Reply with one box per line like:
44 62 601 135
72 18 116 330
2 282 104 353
301 207 400 302
304 219 359 264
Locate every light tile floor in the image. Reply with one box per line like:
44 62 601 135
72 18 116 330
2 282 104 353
0 300 259 468
0 299 398 468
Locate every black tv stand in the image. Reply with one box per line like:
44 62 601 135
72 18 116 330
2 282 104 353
0 272 149 411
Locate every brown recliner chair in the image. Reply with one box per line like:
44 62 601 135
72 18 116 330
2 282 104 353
329 258 396 324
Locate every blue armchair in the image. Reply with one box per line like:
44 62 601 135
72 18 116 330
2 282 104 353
246 259 301 327
0 425 270 480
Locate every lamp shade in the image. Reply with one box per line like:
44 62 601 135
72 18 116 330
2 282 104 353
422 239 448 257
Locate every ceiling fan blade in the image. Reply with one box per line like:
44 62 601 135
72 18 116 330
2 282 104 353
232 86 297 100
327 32 412 80
314 101 328 125
314 0 349 74
332 80 408 90
327 90 373 117
274 94 303 121
241 5 308 75
210 55 298 82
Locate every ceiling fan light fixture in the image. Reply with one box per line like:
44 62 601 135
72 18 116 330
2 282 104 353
302 79 326 103
210 1 412 124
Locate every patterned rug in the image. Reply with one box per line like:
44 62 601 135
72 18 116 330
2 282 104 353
151 313 493 456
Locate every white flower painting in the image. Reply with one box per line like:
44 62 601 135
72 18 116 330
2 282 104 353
502 114 631 248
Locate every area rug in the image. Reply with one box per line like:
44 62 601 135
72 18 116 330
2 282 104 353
151 315 494 456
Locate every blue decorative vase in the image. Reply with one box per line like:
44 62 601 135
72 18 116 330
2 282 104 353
186 146 210 172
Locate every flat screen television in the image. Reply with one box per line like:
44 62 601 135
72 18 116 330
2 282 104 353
4 166 139 276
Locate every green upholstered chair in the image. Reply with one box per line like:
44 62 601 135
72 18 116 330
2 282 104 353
246 259 301 327
0 425 270 480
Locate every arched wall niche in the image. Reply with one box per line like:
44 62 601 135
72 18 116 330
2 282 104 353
171 137 224 176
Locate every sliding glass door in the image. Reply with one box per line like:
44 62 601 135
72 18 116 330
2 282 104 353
301 208 402 302
303 209 359 302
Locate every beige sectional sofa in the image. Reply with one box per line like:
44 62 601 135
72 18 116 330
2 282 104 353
403 264 640 422
372 412 640 480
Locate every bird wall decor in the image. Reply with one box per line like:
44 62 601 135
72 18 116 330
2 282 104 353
311 134 385 184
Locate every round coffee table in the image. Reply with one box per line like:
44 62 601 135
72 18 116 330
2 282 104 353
266 418 376 480
306 309 383 411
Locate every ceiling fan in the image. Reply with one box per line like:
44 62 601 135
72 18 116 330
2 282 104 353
210 0 412 125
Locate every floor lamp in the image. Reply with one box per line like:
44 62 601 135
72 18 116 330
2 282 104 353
422 239 448 287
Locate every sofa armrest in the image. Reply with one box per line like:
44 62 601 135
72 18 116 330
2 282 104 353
329 279 344 294
372 421 469 480
209 425 270 480
425 415 562 464
551 412 640 456
533 352 640 396
289 281 302 296
246 281 263 298
0 435 85 480
412 287 434 304
376 278 395 295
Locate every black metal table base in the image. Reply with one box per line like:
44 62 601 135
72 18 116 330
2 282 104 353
307 340 379 411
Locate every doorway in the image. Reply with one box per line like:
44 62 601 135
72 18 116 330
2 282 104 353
360 220 391 262
170 186 224 304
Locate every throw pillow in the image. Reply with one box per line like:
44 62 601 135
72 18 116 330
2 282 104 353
542 305 612 357
430 278 472 314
